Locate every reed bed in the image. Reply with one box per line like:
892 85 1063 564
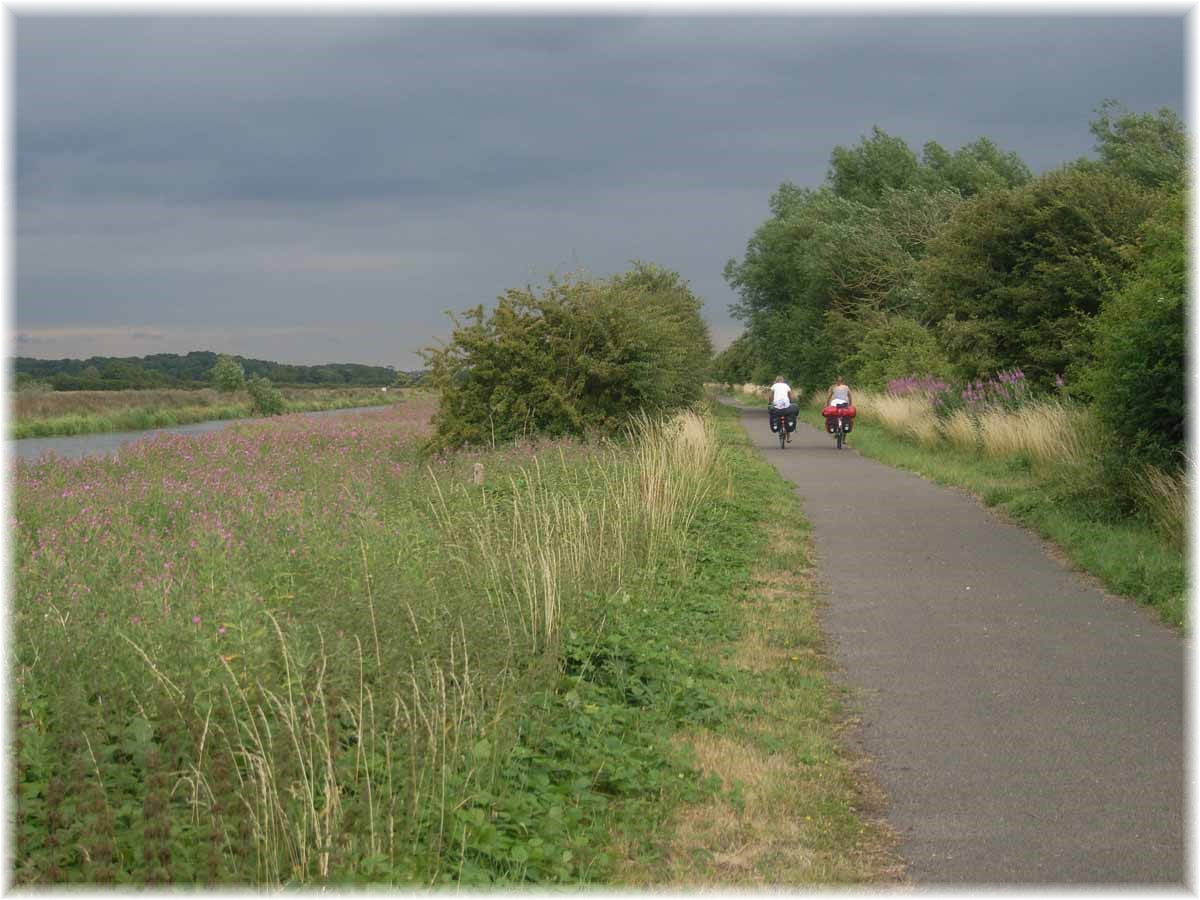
14 387 231 419
12 402 719 886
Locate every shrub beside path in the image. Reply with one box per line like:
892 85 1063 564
737 407 1186 885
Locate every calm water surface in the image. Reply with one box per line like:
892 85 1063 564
10 406 390 463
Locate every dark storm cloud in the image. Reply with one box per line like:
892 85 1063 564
14 14 1186 366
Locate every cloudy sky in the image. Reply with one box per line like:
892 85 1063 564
13 10 1188 370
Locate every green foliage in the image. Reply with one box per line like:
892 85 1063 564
453 603 728 885
209 354 245 393
919 137 1033 197
1083 191 1186 476
724 182 961 392
725 108 1179 397
836 312 954 390
422 263 712 447
919 164 1163 387
829 128 1031 206
1089 99 1187 190
245 375 285 415
828 127 922 204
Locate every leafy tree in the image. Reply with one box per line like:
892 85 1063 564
919 137 1033 197
210 354 245 393
246 376 285 415
724 186 861 392
725 183 963 391
422 264 711 447
828 127 922 205
919 164 1163 387
1089 99 1187 190
1084 191 1186 474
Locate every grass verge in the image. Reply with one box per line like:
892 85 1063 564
609 402 904 886
800 408 1186 628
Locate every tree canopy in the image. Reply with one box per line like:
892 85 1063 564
720 98 1187 497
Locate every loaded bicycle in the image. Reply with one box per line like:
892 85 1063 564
822 403 856 450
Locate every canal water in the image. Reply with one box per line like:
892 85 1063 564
9 405 391 463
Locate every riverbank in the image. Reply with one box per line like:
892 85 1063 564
11 386 408 438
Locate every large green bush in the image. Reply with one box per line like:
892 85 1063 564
423 263 712 447
246 375 285 416
1084 191 1186 475
836 311 954 390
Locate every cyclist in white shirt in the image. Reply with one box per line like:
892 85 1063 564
768 375 798 442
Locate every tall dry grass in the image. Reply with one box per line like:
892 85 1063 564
14 388 229 419
854 392 939 447
1133 464 1189 552
430 410 718 655
974 401 1091 466
854 391 1093 469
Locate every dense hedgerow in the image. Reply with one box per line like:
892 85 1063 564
422 263 712 448
1083 190 1186 479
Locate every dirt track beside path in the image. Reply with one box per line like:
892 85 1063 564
738 407 1186 886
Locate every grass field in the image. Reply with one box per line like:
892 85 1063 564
12 386 401 438
12 397 893 886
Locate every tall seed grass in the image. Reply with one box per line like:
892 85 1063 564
429 410 717 654
853 391 1094 469
1133 464 1189 552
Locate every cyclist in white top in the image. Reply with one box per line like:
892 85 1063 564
768 375 799 442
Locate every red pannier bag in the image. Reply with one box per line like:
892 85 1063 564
821 405 856 418
823 405 855 434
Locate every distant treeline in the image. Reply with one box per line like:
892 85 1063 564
14 351 426 391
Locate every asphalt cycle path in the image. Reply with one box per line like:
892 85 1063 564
736 405 1186 886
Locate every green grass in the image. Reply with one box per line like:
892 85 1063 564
802 409 1186 628
619 404 899 885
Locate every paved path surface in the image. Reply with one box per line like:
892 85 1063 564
737 407 1187 886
